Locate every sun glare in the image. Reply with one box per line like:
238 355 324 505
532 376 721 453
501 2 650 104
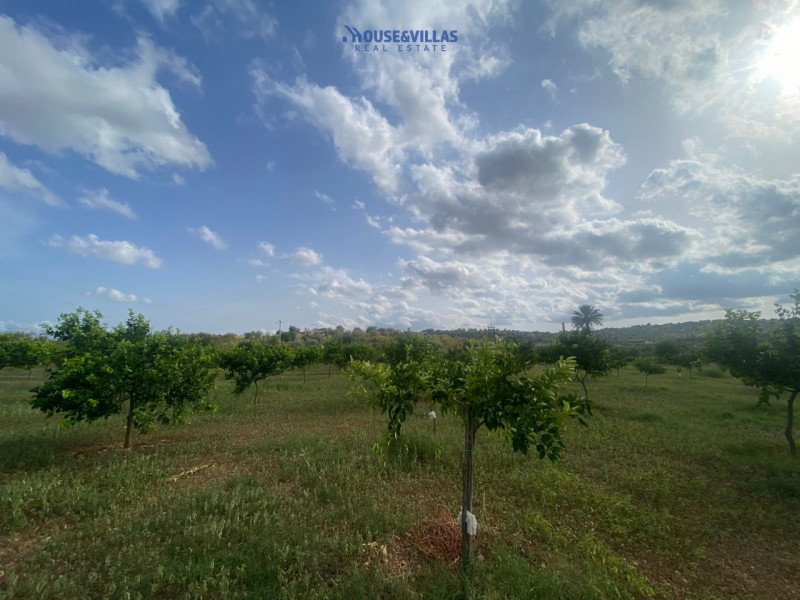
756 16 800 93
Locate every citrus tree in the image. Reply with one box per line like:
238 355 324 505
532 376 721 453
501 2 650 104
634 356 666 386
541 330 612 399
290 344 322 382
31 309 217 448
352 340 590 569
707 291 800 454
219 340 293 402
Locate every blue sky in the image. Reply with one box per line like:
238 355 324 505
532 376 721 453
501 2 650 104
1 0 799 333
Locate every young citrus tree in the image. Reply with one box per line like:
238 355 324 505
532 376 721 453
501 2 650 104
634 357 666 386
352 340 590 570
290 344 323 383
219 340 293 402
32 309 217 448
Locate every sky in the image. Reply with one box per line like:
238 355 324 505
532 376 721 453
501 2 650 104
1 0 799 334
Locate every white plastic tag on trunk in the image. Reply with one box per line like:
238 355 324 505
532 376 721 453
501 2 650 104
456 508 478 536
427 410 437 420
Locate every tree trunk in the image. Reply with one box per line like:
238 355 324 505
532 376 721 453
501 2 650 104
460 412 476 571
252 380 260 404
124 398 134 449
302 366 307 383
786 390 797 456
576 372 589 399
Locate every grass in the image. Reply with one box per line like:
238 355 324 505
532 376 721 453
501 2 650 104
0 364 798 599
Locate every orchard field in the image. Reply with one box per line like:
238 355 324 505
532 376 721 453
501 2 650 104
1 363 798 599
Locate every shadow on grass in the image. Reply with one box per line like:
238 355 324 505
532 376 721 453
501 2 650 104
0 432 72 474
722 439 800 499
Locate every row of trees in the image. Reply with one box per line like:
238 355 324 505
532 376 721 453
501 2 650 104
16 294 799 455
0 333 61 375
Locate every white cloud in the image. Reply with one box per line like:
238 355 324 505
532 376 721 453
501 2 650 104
0 16 212 178
258 241 275 256
88 286 151 304
188 225 228 250
250 1 519 196
0 152 61 206
251 67 404 192
546 1 800 142
287 246 322 266
172 173 186 186
48 233 163 268
141 0 182 22
637 146 800 271
245 0 800 327
541 78 558 100
77 188 137 220
315 190 334 205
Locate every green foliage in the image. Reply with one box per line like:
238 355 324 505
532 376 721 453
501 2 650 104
379 332 436 366
31 309 216 445
544 331 613 399
654 339 681 363
434 341 589 460
349 353 431 441
321 341 379 375
219 340 292 401
608 346 633 375
634 357 667 386
0 333 60 371
289 345 322 382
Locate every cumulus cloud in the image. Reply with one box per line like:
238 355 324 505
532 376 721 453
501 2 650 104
0 16 212 178
245 0 798 326
77 188 137 220
392 124 627 261
251 67 403 192
188 225 228 250
88 286 152 304
258 241 275 256
48 234 163 268
0 152 61 206
252 1 516 192
637 147 800 271
287 246 322 266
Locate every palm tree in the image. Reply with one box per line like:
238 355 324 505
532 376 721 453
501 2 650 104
571 305 603 333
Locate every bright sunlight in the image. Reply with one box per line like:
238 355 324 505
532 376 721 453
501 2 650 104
756 15 800 94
